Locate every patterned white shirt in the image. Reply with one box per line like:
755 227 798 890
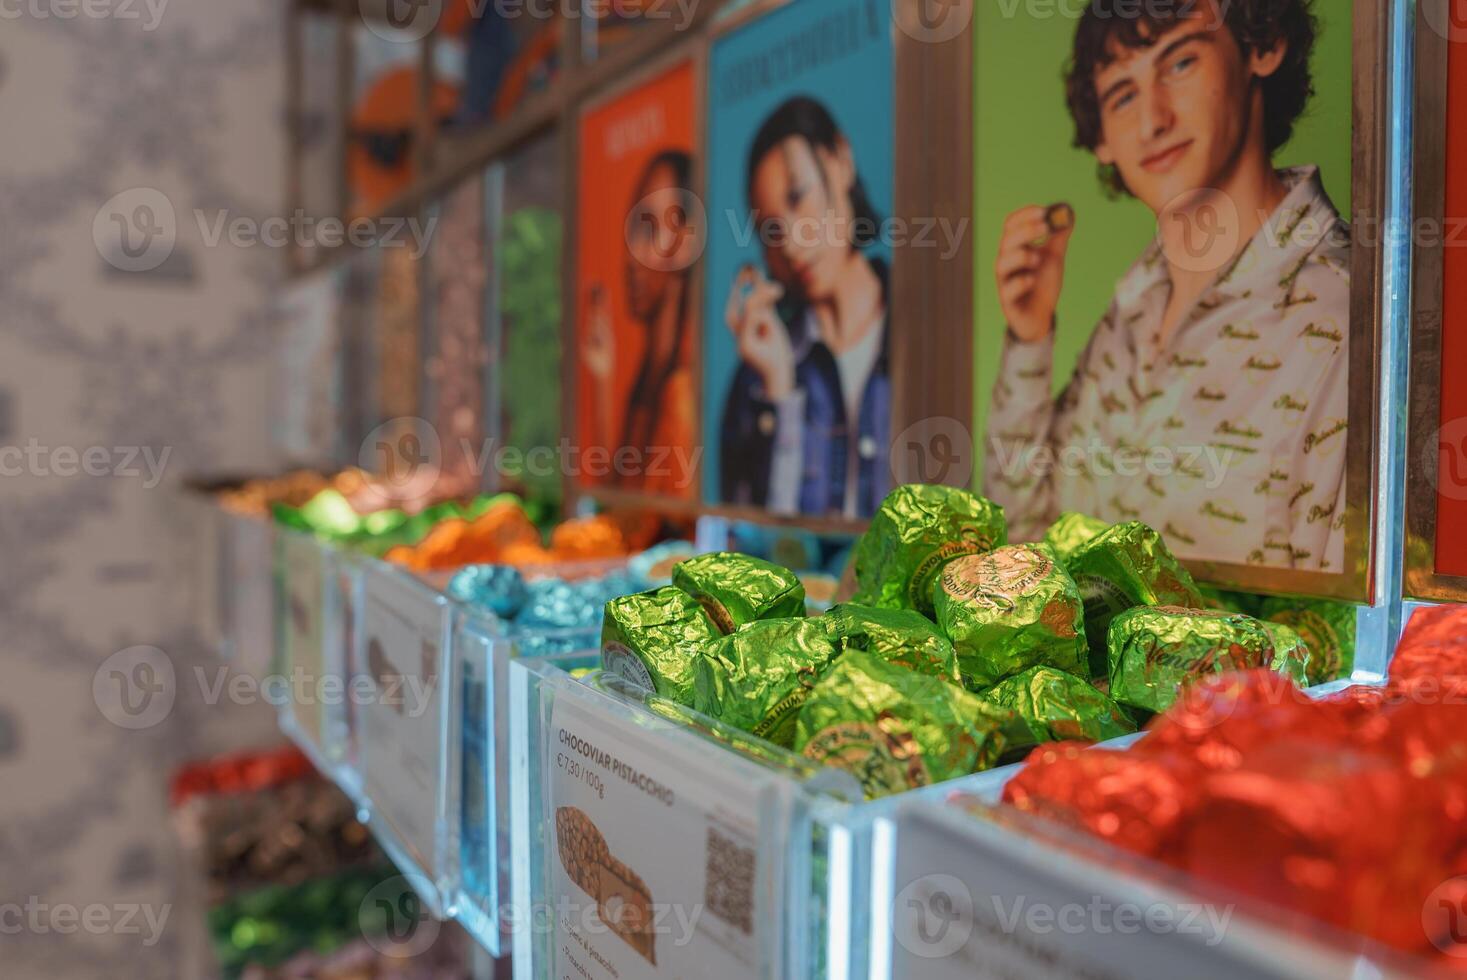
984 166 1351 572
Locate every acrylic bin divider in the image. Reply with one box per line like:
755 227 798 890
445 631 601 958
273 530 365 803
508 656 877 980
352 555 456 919
325 545 366 793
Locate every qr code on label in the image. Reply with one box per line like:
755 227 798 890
704 826 754 935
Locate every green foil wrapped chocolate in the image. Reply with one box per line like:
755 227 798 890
1067 521 1206 676
1107 605 1310 715
794 651 1033 799
1040 511 1109 563
692 618 841 747
1260 596 1356 684
931 544 1089 688
1260 620 1313 676
979 665 1136 743
820 603 961 684
672 552 806 634
601 587 719 706
851 484 1007 617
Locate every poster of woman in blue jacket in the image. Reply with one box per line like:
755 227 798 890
704 0 894 519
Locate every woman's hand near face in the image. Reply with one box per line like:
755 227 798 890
725 265 795 401
582 286 615 382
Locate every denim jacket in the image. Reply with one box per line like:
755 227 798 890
718 257 891 518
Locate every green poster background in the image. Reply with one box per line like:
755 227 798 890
971 4 1354 484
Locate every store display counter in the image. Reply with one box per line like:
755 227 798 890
203 497 1434 980
506 660 1407 980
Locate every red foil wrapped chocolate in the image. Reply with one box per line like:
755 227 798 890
999 632 1467 964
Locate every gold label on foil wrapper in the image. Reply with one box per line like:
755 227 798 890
801 720 929 795
1149 605 1232 619
906 530 994 608
940 547 1052 610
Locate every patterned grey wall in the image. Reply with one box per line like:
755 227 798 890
0 5 291 977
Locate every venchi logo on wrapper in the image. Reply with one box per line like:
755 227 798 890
603 641 656 693
939 546 1052 611
802 716 929 796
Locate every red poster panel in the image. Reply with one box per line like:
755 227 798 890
575 61 700 501
1439 29 1467 576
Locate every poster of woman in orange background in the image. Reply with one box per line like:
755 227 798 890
576 61 700 500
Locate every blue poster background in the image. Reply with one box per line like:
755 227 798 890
702 0 894 508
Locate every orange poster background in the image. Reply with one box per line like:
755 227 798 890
574 61 697 499
1440 34 1467 576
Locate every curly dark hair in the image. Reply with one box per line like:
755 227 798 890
1065 0 1318 197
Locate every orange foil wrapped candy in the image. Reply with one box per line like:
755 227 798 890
601 510 668 554
1001 663 1467 962
384 544 417 567
1392 605 1467 695
1001 742 1190 858
1184 739 1466 952
1389 612 1467 735
1136 669 1343 771
383 500 543 571
1397 604 1467 655
404 517 474 571
464 501 541 557
550 515 627 561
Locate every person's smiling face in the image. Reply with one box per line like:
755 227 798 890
625 162 690 321
1092 1 1285 213
749 135 857 303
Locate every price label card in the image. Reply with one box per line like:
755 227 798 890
544 681 789 980
280 530 326 742
889 802 1354 980
359 564 449 892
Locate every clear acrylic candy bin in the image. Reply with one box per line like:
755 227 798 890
446 633 599 957
355 554 635 954
271 528 370 801
886 751 1438 980
439 558 636 957
351 556 456 917
503 656 1379 979
509 654 1044 980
